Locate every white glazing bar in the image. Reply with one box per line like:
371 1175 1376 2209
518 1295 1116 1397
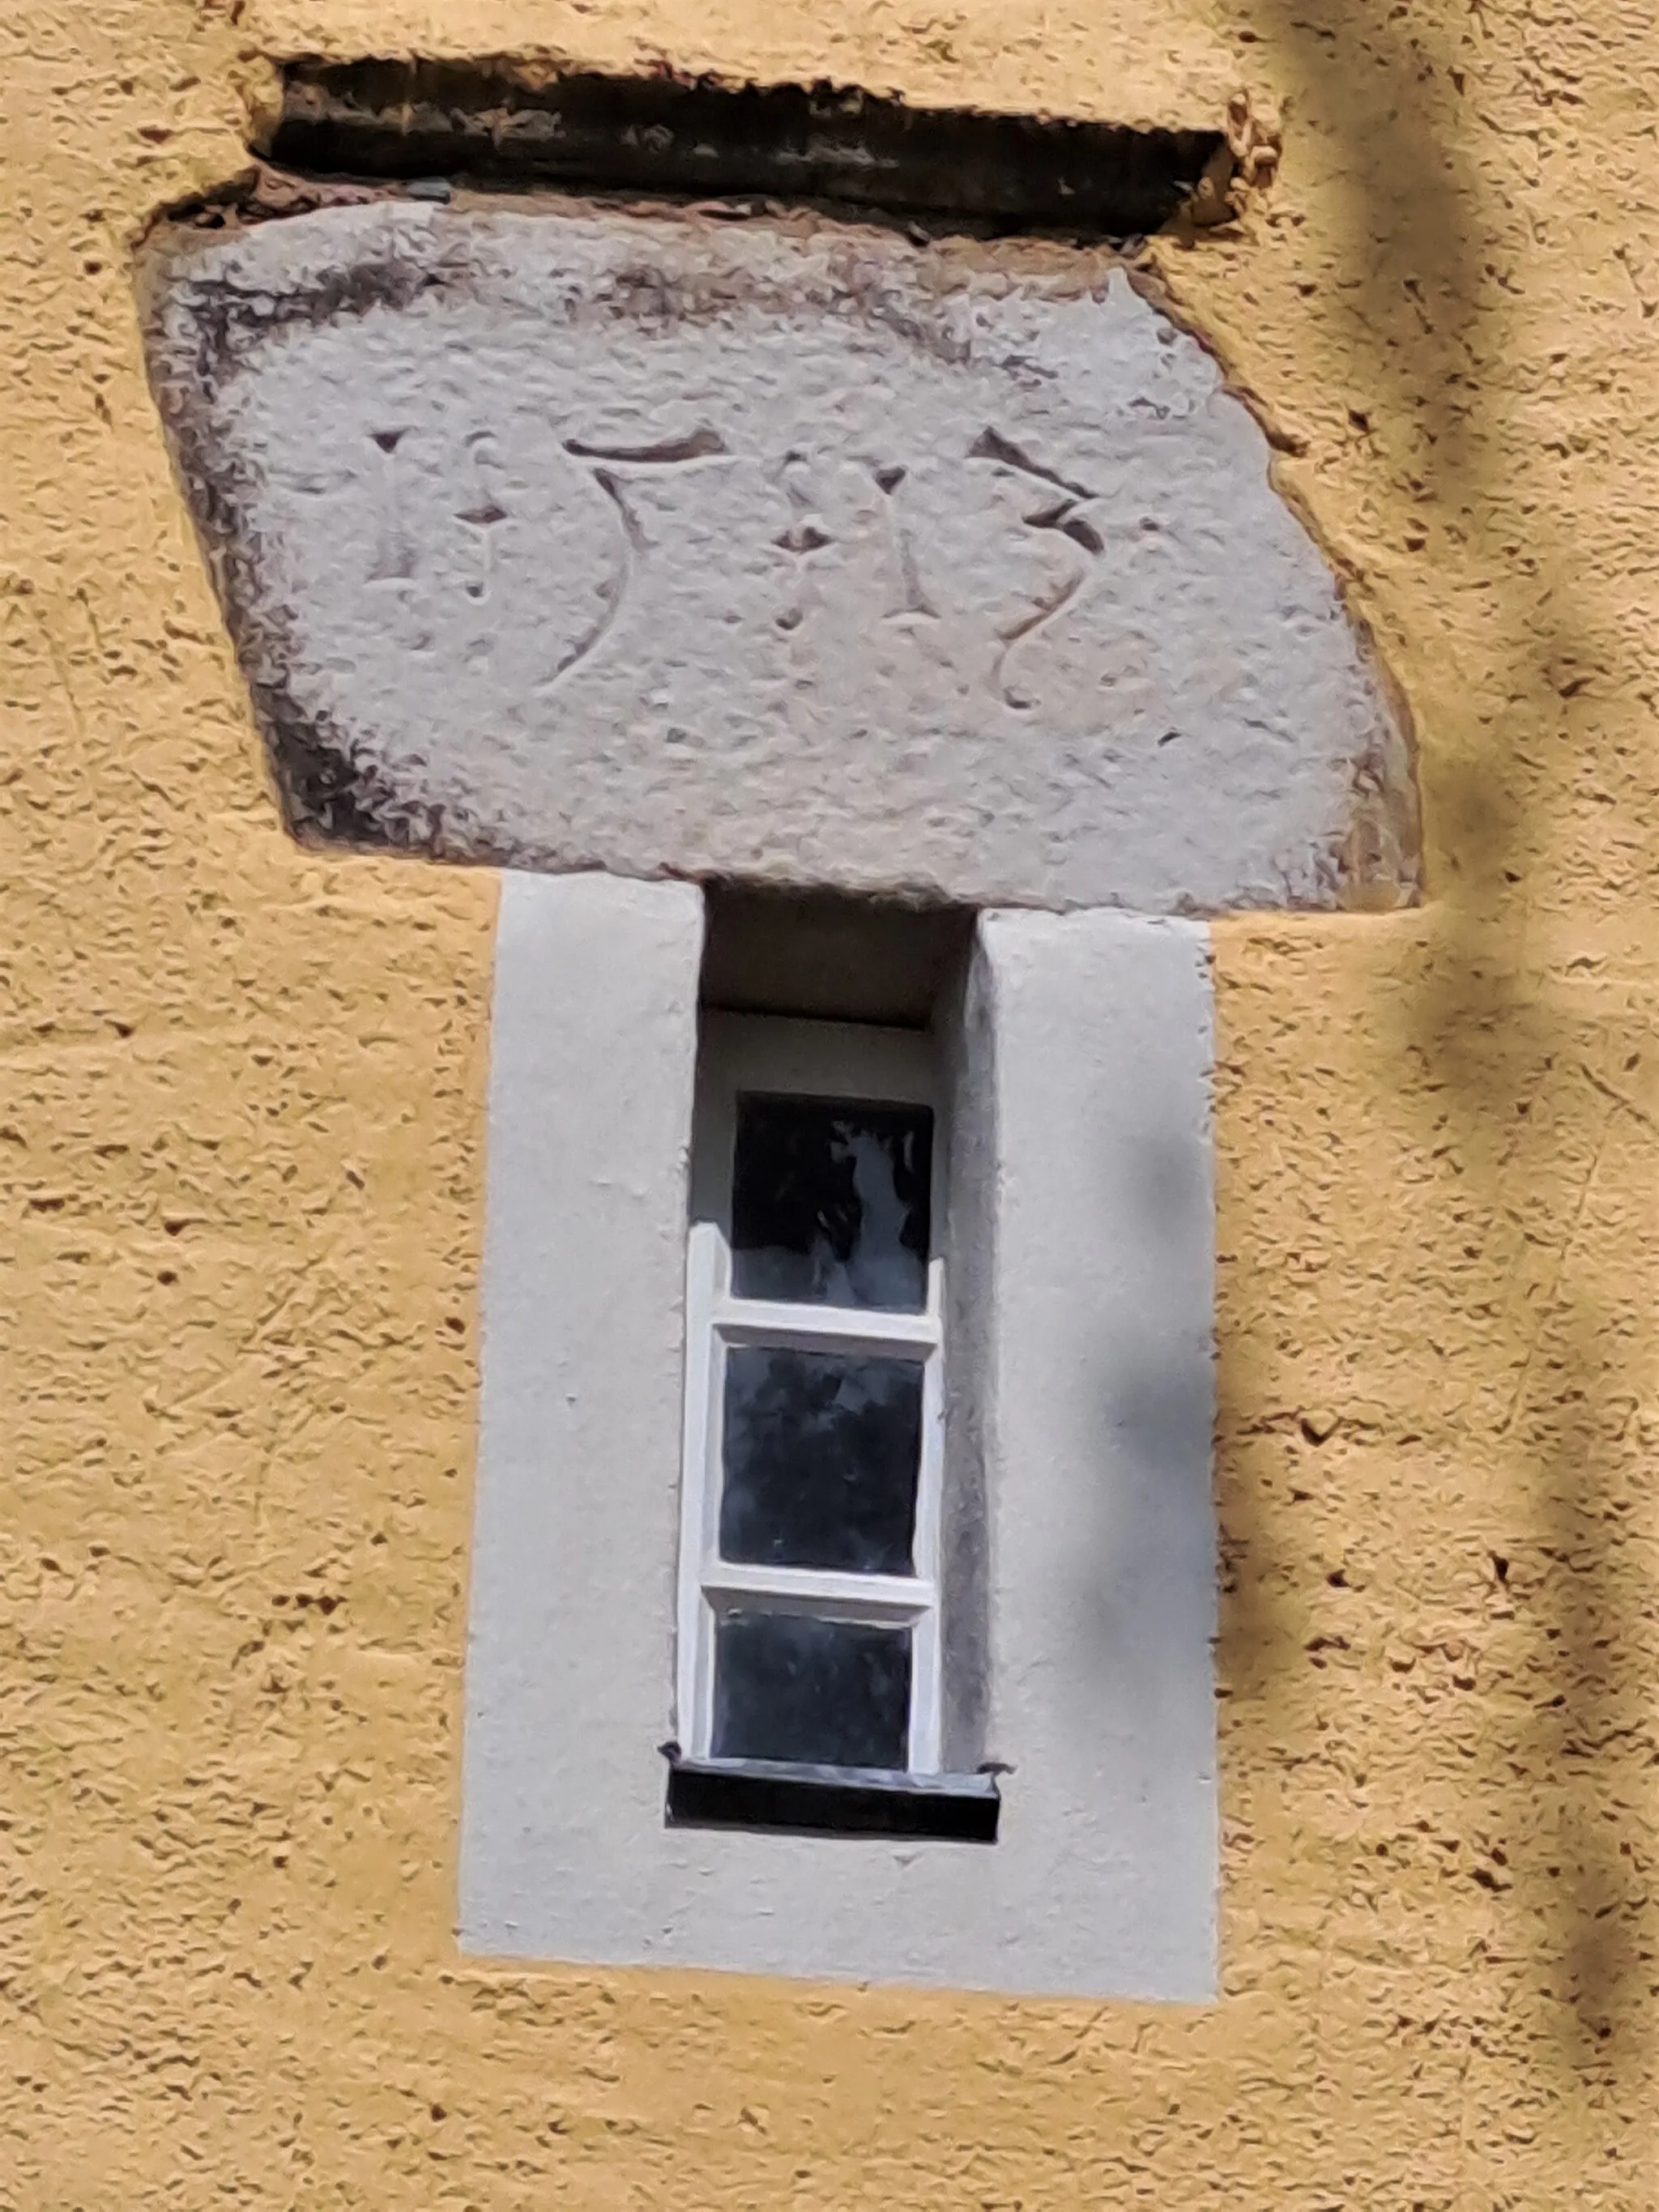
700 1562 936 1617
676 1208 724 1757
906 1343 946 1772
713 1299 939 1351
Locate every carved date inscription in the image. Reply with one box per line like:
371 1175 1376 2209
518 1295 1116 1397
356 414 1111 710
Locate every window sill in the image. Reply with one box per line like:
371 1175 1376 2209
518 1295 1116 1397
661 1747 1000 1842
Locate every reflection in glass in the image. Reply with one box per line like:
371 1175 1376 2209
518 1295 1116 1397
731 1093 932 1311
712 1611 912 1769
719 1345 921 1575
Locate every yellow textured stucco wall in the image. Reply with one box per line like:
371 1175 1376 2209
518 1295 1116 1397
2 0 1657 2202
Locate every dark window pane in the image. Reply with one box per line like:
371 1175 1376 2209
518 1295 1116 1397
731 1093 932 1311
712 1612 912 1769
720 1345 922 1575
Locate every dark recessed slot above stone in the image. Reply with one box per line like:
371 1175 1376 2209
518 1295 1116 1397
271 58 1226 237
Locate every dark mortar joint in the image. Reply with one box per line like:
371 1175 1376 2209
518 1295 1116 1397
269 58 1226 239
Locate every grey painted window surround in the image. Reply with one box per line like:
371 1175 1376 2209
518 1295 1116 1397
460 871 1217 1999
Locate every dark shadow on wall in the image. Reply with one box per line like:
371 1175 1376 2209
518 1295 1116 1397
268 57 1224 237
1196 0 1648 2104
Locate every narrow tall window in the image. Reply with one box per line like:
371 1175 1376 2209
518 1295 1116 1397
669 1014 996 1835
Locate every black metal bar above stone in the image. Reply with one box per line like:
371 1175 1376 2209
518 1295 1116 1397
663 1750 1000 1842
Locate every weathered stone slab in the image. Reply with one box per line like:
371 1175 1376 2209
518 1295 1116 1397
143 201 1416 912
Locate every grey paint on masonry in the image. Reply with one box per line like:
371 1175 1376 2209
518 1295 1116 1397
460 872 1217 1998
145 200 1415 914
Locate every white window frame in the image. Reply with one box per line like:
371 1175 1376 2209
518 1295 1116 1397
676 1012 946 1775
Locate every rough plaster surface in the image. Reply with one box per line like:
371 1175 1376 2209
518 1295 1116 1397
463 880 1217 1997
240 0 1243 132
143 201 1414 912
5 0 1659 2202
